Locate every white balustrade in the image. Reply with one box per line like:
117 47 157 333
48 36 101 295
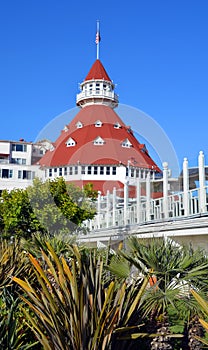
82 153 208 232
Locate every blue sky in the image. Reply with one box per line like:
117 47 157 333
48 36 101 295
0 0 208 172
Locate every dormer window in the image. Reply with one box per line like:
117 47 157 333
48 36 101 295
63 125 69 132
76 121 83 129
66 137 76 147
95 120 102 127
114 122 121 129
121 138 132 148
93 136 105 145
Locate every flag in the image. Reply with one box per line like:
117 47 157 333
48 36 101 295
95 31 101 44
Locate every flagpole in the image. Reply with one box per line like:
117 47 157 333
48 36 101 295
96 20 100 60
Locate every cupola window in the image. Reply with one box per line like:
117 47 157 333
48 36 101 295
94 120 102 127
66 137 76 147
96 83 100 94
121 138 132 148
93 136 105 145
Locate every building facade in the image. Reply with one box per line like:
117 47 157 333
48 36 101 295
0 139 49 193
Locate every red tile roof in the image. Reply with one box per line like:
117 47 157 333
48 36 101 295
84 59 111 81
39 104 160 172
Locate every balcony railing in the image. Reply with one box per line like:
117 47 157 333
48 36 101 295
76 89 119 104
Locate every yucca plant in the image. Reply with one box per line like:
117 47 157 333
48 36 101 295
0 238 33 293
0 287 39 349
191 290 208 347
21 231 76 260
13 243 150 350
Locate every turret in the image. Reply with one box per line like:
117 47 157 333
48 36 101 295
76 59 119 109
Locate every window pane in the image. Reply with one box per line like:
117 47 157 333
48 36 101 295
2 169 9 178
16 144 23 152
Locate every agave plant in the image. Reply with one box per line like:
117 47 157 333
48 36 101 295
13 243 151 350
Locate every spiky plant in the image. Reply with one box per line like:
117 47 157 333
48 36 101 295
0 288 38 349
0 238 33 293
112 237 208 349
13 243 150 350
21 231 76 259
190 290 208 348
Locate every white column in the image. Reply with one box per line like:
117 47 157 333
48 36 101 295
124 180 129 225
97 191 101 229
198 151 206 213
112 187 116 226
106 190 110 228
163 162 169 219
183 157 189 216
146 172 151 221
77 163 81 177
136 178 141 223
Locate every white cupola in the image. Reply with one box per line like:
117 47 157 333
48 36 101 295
76 59 118 109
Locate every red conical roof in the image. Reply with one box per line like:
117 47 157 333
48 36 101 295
84 59 111 81
39 105 161 172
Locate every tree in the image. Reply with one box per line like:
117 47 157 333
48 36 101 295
0 189 42 239
0 178 97 239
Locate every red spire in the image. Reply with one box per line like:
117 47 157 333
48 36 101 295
84 59 111 81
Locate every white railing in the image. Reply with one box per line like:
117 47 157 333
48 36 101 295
76 89 119 103
83 186 208 231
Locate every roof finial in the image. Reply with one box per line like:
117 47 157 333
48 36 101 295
95 20 101 60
